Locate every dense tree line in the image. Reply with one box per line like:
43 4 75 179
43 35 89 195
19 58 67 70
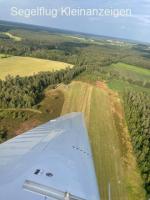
0 65 85 108
125 78 150 88
0 127 7 143
124 91 150 197
0 32 88 64
122 56 150 70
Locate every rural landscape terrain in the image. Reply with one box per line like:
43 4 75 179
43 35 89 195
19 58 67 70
0 20 149 200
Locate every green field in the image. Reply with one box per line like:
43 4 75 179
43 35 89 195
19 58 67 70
110 63 150 81
61 81 145 200
0 56 73 79
2 32 22 41
108 79 150 94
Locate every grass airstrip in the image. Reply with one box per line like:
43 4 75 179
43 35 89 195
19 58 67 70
61 81 145 200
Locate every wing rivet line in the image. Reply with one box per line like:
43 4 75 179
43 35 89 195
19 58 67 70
72 146 90 156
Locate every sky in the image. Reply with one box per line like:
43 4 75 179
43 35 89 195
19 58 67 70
0 0 150 43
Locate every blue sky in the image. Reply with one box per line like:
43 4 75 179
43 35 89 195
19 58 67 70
0 0 150 43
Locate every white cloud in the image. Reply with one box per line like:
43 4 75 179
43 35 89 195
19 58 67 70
131 14 150 25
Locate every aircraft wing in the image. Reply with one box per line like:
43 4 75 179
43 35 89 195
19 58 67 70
0 112 100 200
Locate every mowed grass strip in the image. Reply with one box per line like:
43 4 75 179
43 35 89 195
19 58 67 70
0 56 73 80
61 81 145 200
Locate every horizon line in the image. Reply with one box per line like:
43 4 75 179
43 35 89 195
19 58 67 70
0 18 149 45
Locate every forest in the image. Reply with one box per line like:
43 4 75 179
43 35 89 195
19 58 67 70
124 91 150 195
0 65 85 108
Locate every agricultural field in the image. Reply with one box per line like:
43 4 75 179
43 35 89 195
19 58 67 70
0 56 73 79
110 62 150 81
2 32 22 41
61 81 145 200
108 79 150 93
0 54 9 58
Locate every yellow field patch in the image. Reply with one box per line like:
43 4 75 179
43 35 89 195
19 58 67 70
0 56 73 80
